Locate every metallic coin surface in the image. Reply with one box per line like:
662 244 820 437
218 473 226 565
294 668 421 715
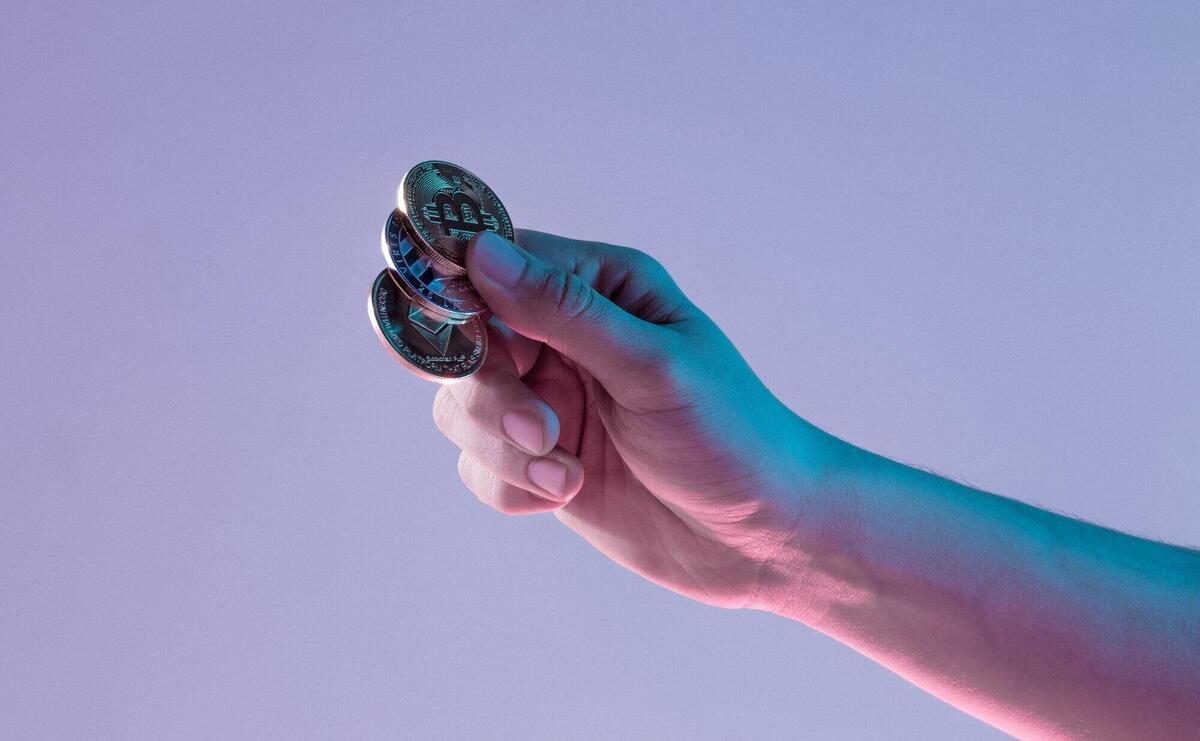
398 160 514 275
382 209 486 321
369 270 487 382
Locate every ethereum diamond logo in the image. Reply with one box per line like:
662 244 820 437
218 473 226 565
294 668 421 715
408 304 454 355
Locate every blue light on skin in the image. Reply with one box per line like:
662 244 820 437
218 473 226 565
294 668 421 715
431 227 1200 739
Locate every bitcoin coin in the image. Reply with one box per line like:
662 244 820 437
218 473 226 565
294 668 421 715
368 269 486 382
382 209 486 321
398 160 514 276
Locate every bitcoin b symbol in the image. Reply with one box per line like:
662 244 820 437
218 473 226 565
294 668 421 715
433 191 485 236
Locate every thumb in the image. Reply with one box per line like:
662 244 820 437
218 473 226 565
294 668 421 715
466 229 662 386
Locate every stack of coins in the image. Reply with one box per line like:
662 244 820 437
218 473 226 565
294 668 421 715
368 161 514 382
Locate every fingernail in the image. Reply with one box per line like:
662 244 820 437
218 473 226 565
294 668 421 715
527 458 569 500
472 230 526 288
502 411 544 455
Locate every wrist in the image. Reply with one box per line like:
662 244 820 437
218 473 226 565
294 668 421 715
745 416 877 622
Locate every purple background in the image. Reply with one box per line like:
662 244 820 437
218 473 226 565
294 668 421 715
3 2 1198 738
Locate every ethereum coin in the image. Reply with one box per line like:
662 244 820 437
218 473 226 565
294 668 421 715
398 160 514 276
369 269 486 383
382 209 486 321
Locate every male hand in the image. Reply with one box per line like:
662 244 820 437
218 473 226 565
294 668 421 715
431 228 1200 739
432 229 835 609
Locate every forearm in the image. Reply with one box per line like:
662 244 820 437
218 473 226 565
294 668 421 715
763 427 1200 738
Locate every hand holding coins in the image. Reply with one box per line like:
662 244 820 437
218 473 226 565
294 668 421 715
408 202 840 617
369 161 514 382
375 169 816 615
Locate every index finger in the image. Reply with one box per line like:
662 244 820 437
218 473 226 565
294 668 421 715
514 228 690 324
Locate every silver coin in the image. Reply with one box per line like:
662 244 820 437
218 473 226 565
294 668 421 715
381 209 486 321
368 269 487 383
398 160 514 276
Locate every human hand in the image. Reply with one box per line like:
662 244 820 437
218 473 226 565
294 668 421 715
432 230 1200 739
432 229 843 609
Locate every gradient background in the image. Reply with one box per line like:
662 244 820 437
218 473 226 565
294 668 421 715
3 2 1198 738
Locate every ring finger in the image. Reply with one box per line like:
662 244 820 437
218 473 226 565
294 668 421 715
433 390 583 504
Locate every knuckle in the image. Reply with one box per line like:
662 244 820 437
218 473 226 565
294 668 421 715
460 457 500 509
451 378 485 420
537 269 596 326
453 378 517 431
607 244 668 283
625 246 666 276
609 246 686 318
458 453 517 515
431 387 458 435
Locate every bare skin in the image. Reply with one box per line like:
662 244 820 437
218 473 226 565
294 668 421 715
431 228 1200 739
